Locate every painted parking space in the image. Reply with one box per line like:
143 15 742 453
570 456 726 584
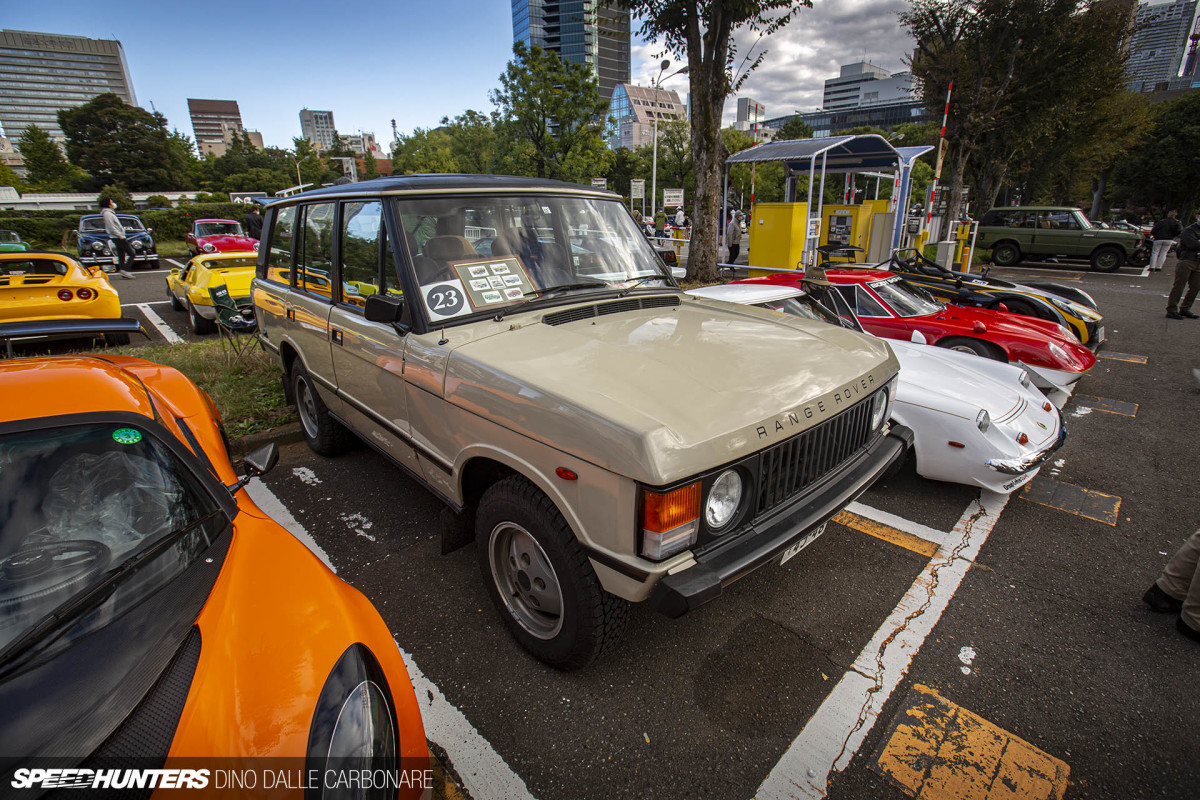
1019 476 1122 525
1069 394 1138 417
1097 351 1148 364
869 685 1069 800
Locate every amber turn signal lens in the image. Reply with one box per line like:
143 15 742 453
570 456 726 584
1016 433 1029 445
641 482 700 534
1043 402 1053 412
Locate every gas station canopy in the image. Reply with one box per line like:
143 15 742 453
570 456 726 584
725 134 903 172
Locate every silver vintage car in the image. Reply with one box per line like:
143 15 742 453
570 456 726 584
252 176 911 669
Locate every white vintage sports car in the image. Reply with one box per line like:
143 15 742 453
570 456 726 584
687 282 1065 494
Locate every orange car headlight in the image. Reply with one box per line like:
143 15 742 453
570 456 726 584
307 644 398 794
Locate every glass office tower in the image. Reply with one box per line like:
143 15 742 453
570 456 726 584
512 0 630 105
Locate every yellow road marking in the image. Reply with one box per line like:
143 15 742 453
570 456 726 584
872 685 1070 800
833 510 939 558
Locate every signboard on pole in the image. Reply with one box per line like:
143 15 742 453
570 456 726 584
230 192 269 204
591 178 608 190
630 179 645 200
663 188 684 209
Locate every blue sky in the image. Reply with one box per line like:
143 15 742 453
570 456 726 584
5 0 915 152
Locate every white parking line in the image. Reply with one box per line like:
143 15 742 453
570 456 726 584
134 302 184 344
844 501 956 550
121 300 171 308
756 490 1011 800
166 258 188 270
244 477 533 800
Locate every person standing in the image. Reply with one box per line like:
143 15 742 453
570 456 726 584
1149 209 1181 272
100 198 134 279
725 210 742 265
244 204 263 240
1144 529 1200 643
674 207 685 229
654 208 667 239
1166 211 1200 319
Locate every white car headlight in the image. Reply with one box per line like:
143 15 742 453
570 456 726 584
131 239 143 250
307 645 397 778
253 241 260 252
1047 342 1072 364
91 241 104 251
202 242 216 252
976 409 991 434
1018 370 1032 388
1055 323 1072 340
706 470 743 531
870 386 890 430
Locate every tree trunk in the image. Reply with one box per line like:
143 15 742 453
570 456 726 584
1090 169 1109 219
682 2 729 284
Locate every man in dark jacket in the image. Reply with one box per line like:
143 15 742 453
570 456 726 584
244 205 263 240
1166 212 1200 319
1149 209 1182 272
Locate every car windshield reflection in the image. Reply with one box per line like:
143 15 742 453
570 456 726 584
869 277 943 317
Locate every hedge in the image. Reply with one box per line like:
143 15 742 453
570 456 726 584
0 203 250 248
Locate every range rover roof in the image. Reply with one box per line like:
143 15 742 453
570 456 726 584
265 174 618 204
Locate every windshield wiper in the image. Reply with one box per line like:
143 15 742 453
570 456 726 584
616 275 675 297
493 282 608 321
0 510 224 674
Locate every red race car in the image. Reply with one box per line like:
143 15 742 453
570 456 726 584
748 268 1097 391
185 219 258 257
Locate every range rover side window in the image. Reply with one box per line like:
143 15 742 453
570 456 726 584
266 205 297 285
299 202 335 299
339 201 384 309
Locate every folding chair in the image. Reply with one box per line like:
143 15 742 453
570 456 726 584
208 284 257 365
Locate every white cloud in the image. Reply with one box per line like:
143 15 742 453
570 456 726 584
631 0 916 126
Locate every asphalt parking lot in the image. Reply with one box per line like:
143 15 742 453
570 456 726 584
95 255 1200 799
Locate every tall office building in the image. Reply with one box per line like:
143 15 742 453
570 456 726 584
606 84 685 150
512 1 630 105
823 62 913 111
187 98 244 149
1127 0 1199 90
0 29 137 139
299 108 337 150
734 98 771 142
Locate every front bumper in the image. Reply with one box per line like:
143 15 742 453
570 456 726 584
985 423 1067 476
80 252 157 266
1020 362 1085 391
650 424 913 618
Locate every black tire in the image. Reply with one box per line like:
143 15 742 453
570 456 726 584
290 360 353 456
167 285 182 311
936 336 1006 361
476 474 629 670
1090 247 1124 273
995 297 1041 319
991 242 1021 267
188 299 216 335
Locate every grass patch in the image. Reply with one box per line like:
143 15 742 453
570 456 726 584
112 340 295 439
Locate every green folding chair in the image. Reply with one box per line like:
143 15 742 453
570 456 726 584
208 284 257 365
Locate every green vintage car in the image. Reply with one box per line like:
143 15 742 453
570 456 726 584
977 206 1149 273
0 230 31 252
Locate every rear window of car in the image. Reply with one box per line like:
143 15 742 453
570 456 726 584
265 206 298 285
0 258 68 276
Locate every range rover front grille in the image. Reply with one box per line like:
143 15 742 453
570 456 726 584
755 393 878 516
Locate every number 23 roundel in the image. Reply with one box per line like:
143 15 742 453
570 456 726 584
423 279 469 321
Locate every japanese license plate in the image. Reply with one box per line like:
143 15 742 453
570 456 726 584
780 522 828 566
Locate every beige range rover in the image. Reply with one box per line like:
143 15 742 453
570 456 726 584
252 175 912 669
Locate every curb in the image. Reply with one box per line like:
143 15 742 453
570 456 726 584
229 421 304 457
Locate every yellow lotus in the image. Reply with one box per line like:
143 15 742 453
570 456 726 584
166 251 257 334
1 251 121 326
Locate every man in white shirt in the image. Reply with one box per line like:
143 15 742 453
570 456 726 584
100 198 134 279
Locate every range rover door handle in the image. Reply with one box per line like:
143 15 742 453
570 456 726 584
331 328 343 345
286 308 295 321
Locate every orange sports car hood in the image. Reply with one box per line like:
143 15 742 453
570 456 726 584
0 357 155 422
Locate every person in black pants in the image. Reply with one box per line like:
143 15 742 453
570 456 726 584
99 198 134 279
1166 212 1200 319
244 205 263 240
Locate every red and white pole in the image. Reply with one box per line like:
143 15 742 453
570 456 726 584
926 82 953 228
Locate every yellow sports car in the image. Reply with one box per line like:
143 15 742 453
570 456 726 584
0 251 129 344
166 251 257 334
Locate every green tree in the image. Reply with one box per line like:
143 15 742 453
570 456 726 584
721 126 783 207
391 127 458 174
622 0 812 281
363 150 379 179
57 93 195 189
292 138 337 186
902 0 1134 219
604 147 642 207
98 184 134 211
17 125 79 190
0 162 25 191
776 116 813 140
144 194 171 208
440 110 498 174
490 41 611 183
1109 92 1200 215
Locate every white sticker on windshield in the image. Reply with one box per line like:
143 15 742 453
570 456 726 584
423 279 469 321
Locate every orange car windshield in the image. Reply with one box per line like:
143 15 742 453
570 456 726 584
0 423 226 656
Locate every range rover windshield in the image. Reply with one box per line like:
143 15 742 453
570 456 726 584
393 194 673 325
0 423 226 662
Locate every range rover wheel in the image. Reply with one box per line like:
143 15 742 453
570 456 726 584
167 285 182 311
937 337 1006 361
188 299 216 335
991 242 1021 267
291 361 353 456
476 475 628 670
1090 247 1124 273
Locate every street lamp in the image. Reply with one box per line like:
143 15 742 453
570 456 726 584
650 59 688 229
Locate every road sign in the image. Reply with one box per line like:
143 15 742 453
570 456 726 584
591 178 608 190
663 188 684 208
230 192 269 204
630 179 645 199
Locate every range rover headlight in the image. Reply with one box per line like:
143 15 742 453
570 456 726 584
306 644 397 798
870 386 890 430
706 470 743 531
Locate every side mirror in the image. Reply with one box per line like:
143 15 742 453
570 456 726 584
170 267 180 275
910 330 928 345
242 442 278 478
365 293 403 324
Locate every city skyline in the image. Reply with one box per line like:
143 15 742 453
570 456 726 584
1 1 916 153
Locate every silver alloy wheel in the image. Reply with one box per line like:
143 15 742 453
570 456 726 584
296 375 320 439
487 522 564 640
949 344 979 354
